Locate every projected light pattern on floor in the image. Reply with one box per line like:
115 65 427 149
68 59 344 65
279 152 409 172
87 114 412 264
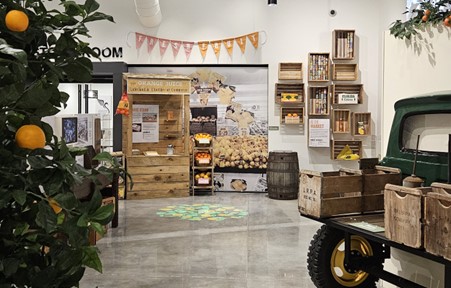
156 204 248 221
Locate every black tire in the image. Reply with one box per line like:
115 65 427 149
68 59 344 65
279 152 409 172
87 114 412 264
307 225 384 288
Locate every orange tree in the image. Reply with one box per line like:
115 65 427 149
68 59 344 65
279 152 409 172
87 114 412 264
0 0 118 287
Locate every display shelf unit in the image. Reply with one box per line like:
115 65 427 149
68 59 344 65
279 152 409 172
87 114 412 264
308 86 330 116
278 62 303 80
332 109 351 133
308 53 330 82
275 83 304 104
281 106 304 125
352 112 371 136
331 84 363 105
331 140 362 160
332 63 358 81
122 73 191 199
192 144 214 196
332 30 355 60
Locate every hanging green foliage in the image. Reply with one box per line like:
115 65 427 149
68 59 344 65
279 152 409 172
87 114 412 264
389 0 451 39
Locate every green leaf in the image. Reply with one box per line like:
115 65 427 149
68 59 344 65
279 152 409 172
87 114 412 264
2 258 20 278
84 0 100 14
84 11 114 23
36 201 58 233
54 192 78 210
89 221 104 234
77 213 89 227
13 223 30 236
12 189 27 206
90 204 114 224
82 246 102 273
63 1 85 17
93 151 112 162
0 43 27 64
27 156 52 169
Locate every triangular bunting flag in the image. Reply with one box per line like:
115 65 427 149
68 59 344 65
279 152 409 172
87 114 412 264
135 32 147 50
159 38 170 57
210 40 222 60
171 40 182 58
223 38 234 57
236 36 247 54
147 36 158 54
247 32 259 49
198 41 209 59
182 41 194 60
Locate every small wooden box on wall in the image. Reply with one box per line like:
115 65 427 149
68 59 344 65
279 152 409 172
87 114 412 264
122 74 192 199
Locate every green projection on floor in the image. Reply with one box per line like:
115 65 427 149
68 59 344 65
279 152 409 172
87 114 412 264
157 204 248 221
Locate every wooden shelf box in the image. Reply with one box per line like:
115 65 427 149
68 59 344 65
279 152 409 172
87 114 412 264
275 83 304 104
332 63 358 81
281 106 304 125
332 30 355 60
332 109 351 133
331 140 362 160
352 112 371 136
308 53 330 82
308 86 330 115
278 62 303 80
331 84 363 105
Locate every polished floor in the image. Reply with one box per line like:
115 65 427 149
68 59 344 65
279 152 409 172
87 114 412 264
80 193 323 288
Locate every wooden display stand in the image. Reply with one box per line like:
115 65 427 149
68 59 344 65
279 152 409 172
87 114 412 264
122 74 191 199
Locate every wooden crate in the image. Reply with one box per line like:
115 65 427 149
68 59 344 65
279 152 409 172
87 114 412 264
275 83 304 104
331 140 362 160
308 53 330 82
299 169 363 218
424 182 451 260
384 184 430 248
352 112 371 136
332 63 358 81
308 86 329 115
281 106 303 125
332 109 351 133
361 166 401 211
278 62 303 80
331 84 363 105
332 30 355 60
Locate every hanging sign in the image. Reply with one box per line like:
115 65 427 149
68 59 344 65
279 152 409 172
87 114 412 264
127 77 191 95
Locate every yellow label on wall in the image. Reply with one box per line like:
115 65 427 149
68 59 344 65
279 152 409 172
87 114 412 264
127 78 191 95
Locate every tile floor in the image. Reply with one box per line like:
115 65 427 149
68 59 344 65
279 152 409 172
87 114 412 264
80 193 322 288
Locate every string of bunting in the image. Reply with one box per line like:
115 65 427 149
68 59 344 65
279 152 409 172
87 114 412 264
134 31 260 60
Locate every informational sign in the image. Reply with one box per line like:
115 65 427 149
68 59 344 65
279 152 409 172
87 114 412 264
338 93 358 104
309 118 330 147
127 77 191 95
132 104 159 143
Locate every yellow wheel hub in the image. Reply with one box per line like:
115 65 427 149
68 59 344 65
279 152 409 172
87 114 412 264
330 235 373 287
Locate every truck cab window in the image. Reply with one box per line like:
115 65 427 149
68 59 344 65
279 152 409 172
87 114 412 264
402 113 451 153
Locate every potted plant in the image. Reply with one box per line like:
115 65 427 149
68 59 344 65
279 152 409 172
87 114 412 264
0 0 120 286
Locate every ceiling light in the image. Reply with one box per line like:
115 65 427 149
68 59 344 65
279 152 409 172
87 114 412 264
268 0 277 6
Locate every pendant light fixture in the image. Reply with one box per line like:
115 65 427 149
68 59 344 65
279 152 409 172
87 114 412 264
268 0 277 6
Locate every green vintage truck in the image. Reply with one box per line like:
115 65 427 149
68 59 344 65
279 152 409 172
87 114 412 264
304 92 451 288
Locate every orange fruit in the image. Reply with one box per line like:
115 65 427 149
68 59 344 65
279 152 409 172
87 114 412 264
444 18 451 27
5 10 29 32
421 15 428 22
424 9 431 16
15 124 46 150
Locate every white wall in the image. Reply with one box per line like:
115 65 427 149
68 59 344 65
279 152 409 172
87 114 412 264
382 24 451 288
78 0 403 171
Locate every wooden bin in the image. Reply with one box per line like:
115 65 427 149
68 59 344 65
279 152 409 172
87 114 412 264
424 182 451 260
299 169 363 218
361 166 401 211
384 184 429 248
278 62 303 80
268 151 299 200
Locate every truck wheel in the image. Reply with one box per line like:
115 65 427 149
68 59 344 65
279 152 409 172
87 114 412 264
307 225 383 288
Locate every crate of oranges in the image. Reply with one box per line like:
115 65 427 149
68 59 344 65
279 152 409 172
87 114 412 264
285 113 300 124
195 151 212 166
194 133 213 147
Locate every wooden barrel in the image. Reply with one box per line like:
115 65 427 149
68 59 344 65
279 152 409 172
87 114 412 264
267 151 299 200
